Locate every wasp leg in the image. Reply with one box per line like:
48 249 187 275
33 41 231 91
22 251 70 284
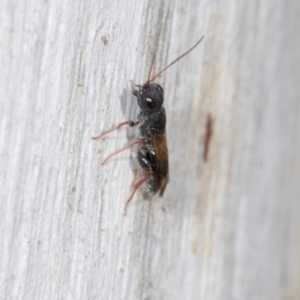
92 120 140 140
124 170 152 216
101 139 147 165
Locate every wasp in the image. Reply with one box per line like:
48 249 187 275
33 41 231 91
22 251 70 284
93 36 204 215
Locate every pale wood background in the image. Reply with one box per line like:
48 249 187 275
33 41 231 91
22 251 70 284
1 0 300 299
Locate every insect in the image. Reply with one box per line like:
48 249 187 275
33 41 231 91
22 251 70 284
93 36 205 215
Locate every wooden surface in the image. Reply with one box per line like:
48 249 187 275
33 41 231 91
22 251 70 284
1 0 300 299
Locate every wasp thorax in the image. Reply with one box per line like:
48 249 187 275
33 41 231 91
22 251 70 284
137 83 164 112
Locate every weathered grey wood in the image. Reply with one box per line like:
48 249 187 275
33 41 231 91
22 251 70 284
1 0 300 299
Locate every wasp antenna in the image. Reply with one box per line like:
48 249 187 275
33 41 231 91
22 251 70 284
146 35 205 85
143 54 156 87
147 54 156 82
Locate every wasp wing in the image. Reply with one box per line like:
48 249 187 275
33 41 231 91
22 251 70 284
151 133 169 196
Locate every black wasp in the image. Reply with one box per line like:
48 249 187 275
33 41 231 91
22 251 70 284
93 36 204 215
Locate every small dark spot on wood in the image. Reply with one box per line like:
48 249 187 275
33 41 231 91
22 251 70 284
203 113 213 162
71 186 76 192
101 35 108 45
161 205 166 212
191 240 198 254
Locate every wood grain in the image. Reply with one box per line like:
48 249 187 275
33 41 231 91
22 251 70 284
1 0 300 299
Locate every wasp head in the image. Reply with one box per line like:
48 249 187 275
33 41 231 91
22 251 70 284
131 83 164 112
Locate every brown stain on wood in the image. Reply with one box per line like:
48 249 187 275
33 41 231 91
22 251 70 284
203 113 214 162
101 35 108 45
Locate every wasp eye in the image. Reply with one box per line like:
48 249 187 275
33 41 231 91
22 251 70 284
146 97 156 110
